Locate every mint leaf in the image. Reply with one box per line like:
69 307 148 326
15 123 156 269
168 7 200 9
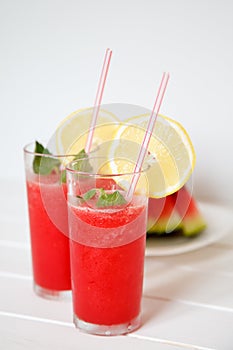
61 148 93 183
76 195 85 204
34 141 50 156
77 188 127 208
76 190 96 204
97 189 127 208
74 148 88 161
83 189 96 200
33 141 61 175
73 149 93 172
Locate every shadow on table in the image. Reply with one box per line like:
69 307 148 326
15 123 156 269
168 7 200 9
141 243 232 325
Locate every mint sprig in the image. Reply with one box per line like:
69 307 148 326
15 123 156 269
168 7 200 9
33 142 93 180
77 188 127 208
33 141 61 175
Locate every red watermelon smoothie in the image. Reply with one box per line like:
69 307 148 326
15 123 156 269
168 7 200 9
24 142 71 299
67 158 148 335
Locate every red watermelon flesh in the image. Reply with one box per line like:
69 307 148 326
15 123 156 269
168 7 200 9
147 186 206 236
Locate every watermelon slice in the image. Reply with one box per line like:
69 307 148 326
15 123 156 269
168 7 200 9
147 186 207 237
147 195 181 234
171 186 207 236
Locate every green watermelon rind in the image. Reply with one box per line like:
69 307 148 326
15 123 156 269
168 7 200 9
147 218 182 235
181 217 207 237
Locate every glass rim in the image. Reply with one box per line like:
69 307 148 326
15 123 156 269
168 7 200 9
23 141 79 158
66 156 149 178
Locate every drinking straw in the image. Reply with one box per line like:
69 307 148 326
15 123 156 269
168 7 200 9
127 72 170 199
85 48 112 153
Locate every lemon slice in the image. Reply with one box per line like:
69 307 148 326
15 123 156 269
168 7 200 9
55 107 120 155
106 114 196 198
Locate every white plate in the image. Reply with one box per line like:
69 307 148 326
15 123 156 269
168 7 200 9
145 201 233 256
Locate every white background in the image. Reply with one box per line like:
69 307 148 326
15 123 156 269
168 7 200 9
0 0 233 206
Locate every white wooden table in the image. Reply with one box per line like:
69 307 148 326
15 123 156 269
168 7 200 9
1 179 233 350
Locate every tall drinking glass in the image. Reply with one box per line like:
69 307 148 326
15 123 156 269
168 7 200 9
66 156 149 335
24 142 72 299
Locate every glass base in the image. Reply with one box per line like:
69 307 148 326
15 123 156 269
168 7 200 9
34 283 71 301
73 313 141 336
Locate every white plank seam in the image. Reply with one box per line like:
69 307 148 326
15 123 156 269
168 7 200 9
143 295 233 314
0 311 214 349
128 334 216 350
0 311 73 328
178 265 233 278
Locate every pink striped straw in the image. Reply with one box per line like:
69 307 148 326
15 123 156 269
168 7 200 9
127 72 170 199
85 48 112 153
